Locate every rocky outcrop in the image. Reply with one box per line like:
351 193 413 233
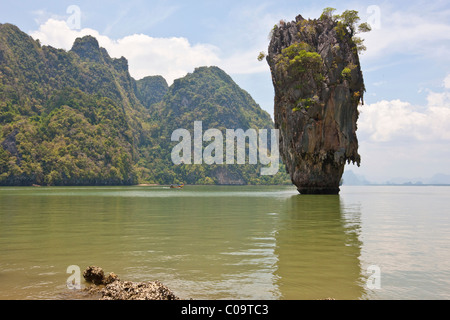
267 14 364 194
83 265 120 285
71 35 105 64
100 280 179 300
1 129 20 164
212 166 245 185
135 75 169 108
82 266 180 300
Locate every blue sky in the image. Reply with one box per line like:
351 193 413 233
1 0 450 182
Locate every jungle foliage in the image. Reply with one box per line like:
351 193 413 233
0 23 290 186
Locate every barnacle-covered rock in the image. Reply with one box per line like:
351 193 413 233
82 266 180 300
103 272 120 285
83 266 105 285
101 280 179 300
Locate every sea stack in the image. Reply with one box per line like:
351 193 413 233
267 12 365 194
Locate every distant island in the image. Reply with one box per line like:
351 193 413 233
0 23 290 186
341 170 450 186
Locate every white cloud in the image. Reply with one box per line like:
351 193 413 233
359 99 427 142
220 50 269 75
30 19 221 84
108 34 221 82
30 19 108 51
31 9 67 26
359 80 450 142
353 77 450 182
29 18 274 85
360 8 450 62
372 81 386 87
444 74 450 89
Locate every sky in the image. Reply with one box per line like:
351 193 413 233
1 0 450 183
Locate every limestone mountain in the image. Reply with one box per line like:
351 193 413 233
0 23 146 185
152 66 273 131
138 66 289 185
0 23 289 186
135 75 169 109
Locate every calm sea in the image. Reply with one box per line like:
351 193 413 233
0 185 449 300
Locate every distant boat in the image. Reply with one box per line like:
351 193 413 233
170 183 184 189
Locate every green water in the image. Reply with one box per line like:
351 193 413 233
0 185 449 300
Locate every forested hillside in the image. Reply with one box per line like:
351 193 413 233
138 66 289 185
0 23 290 186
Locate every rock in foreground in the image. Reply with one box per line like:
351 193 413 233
83 265 106 285
82 266 180 300
101 280 179 300
267 13 365 194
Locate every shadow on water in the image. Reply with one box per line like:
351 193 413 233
274 194 367 300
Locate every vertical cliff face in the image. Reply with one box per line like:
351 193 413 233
267 14 364 194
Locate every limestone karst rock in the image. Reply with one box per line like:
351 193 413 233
267 14 365 194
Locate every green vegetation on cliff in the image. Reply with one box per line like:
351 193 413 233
135 75 169 109
0 23 290 186
0 24 141 185
138 66 289 185
320 8 371 53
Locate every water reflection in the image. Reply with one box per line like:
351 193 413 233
274 194 366 299
0 186 367 300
